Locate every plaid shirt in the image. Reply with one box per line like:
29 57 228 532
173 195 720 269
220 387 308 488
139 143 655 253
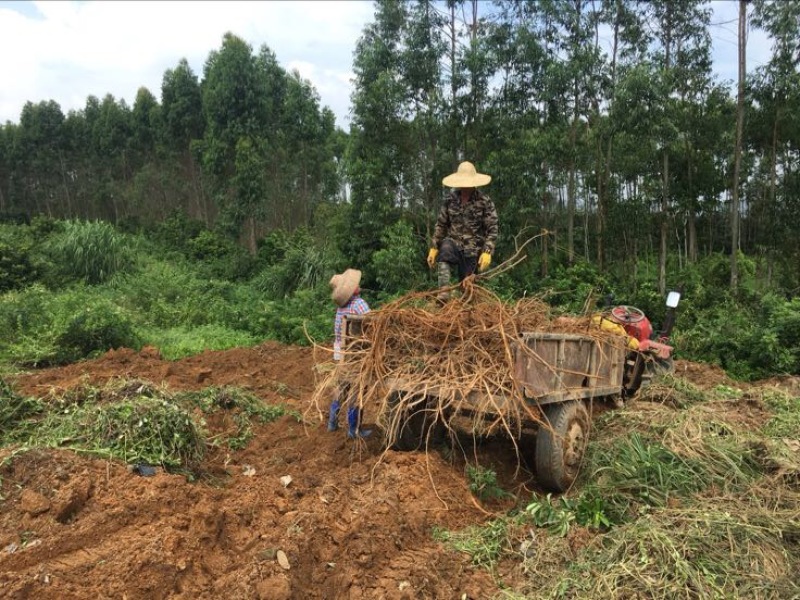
333 294 370 360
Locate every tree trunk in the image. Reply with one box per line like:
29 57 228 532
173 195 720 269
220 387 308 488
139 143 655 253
659 154 668 297
731 0 746 291
658 3 673 297
450 3 459 165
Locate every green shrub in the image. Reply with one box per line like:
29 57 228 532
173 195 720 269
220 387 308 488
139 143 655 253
540 261 612 313
54 302 140 363
676 292 800 379
370 220 426 296
0 285 139 366
255 286 331 346
111 258 256 330
0 226 41 292
153 210 206 251
141 324 258 360
466 464 512 501
45 220 134 284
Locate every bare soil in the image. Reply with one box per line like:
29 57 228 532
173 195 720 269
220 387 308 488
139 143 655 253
1 345 796 599
1 343 526 599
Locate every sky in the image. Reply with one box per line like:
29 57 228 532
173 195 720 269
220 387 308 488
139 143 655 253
0 0 773 130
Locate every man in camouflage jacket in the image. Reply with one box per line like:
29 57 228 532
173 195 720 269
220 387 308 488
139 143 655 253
427 161 498 294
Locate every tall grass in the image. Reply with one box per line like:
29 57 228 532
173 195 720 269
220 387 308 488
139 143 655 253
46 220 135 284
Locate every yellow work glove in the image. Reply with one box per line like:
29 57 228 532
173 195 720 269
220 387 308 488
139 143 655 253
427 248 438 269
478 252 492 272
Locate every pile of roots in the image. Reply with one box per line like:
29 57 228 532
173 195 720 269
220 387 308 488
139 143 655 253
312 279 627 451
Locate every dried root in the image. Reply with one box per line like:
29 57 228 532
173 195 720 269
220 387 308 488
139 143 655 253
311 279 627 471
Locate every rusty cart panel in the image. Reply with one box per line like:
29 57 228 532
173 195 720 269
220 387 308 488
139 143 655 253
512 332 626 405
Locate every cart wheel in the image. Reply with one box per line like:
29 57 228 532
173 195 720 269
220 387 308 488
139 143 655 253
387 393 444 452
654 355 674 373
642 355 675 387
535 401 590 492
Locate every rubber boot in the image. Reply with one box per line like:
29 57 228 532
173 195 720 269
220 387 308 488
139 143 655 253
347 407 372 439
327 400 341 432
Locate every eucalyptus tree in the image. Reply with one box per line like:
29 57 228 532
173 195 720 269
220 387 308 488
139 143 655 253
730 0 747 291
0 123 11 212
347 0 410 262
130 87 161 167
547 0 604 265
400 0 449 240
15 100 67 217
199 33 274 251
593 0 649 271
92 94 133 221
750 0 800 285
280 72 335 229
484 0 559 274
642 0 713 295
161 58 207 221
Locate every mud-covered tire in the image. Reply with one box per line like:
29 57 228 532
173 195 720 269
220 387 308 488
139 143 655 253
653 355 674 373
388 393 444 452
535 401 590 492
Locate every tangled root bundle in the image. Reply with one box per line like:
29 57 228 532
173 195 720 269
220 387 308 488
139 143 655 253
312 279 627 453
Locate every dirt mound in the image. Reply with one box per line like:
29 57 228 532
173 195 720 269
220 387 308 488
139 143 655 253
1 344 512 599
673 359 734 389
11 342 316 408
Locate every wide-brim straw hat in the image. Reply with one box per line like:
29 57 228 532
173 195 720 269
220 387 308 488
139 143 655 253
442 161 492 188
330 268 362 307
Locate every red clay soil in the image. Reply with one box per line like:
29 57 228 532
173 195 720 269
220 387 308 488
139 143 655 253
1 343 526 600
3 344 793 599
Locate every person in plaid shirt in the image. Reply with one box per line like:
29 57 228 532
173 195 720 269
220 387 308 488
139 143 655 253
328 268 371 438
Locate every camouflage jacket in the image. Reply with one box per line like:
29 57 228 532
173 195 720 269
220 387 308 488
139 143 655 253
431 189 498 257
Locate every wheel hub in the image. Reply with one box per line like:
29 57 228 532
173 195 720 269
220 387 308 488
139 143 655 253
563 421 585 473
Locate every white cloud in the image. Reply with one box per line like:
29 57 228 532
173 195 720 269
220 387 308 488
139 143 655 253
0 0 374 127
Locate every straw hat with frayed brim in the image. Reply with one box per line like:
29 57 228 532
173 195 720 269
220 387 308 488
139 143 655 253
330 269 362 307
442 161 492 188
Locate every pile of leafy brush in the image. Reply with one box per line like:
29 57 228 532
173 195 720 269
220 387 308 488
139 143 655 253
0 378 293 472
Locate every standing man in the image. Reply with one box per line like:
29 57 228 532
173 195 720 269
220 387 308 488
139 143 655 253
427 161 498 298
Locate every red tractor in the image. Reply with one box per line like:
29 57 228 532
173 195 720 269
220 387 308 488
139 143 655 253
609 290 682 398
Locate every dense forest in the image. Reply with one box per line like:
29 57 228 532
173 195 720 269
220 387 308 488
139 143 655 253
1 0 799 379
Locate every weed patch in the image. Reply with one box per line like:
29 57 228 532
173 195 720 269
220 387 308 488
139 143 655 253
433 517 516 568
537 499 800 599
141 325 258 360
0 378 43 442
761 389 800 440
466 464 512 501
639 372 707 407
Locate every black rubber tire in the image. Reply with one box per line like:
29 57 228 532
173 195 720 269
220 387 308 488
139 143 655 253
535 401 590 493
654 355 675 373
388 393 444 452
